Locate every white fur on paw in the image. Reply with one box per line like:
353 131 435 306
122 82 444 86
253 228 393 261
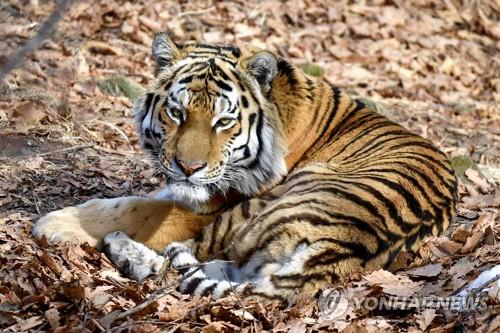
104 231 165 281
163 242 190 256
32 206 98 246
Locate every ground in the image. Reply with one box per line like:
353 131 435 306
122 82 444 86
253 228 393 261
0 0 499 332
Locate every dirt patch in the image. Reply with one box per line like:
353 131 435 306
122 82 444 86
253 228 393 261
0 135 65 158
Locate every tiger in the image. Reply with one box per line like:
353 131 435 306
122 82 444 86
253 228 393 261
33 32 457 301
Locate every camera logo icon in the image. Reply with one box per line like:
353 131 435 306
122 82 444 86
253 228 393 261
318 287 349 320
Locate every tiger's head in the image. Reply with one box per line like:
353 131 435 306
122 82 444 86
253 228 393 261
134 33 287 206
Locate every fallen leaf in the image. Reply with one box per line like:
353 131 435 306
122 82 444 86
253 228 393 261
465 168 492 193
85 41 122 56
461 231 484 253
44 308 61 330
202 322 228 333
364 270 422 297
416 309 436 331
407 263 443 278
11 101 46 125
437 239 462 255
230 309 256 321
451 225 471 243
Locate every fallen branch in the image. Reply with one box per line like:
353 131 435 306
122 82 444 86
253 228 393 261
114 286 175 321
0 0 74 85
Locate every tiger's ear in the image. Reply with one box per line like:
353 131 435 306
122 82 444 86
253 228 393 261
152 32 181 73
247 51 278 93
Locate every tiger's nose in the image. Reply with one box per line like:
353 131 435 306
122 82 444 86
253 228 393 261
175 158 207 177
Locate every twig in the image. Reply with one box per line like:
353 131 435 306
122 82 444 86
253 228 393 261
31 190 41 216
91 318 106 332
114 286 175 320
471 274 500 295
0 0 75 84
91 145 136 156
175 6 216 19
221 269 248 330
91 120 133 150
36 144 93 157
35 143 136 158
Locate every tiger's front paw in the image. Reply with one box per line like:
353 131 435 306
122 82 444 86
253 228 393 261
104 231 165 281
32 198 124 247
32 205 99 247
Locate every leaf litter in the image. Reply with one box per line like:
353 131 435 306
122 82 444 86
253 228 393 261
0 0 499 332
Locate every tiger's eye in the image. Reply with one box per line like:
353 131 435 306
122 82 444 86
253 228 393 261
171 109 182 119
218 118 232 126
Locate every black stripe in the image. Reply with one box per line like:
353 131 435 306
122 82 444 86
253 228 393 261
304 242 372 268
212 77 232 91
220 286 232 298
149 95 161 133
252 198 389 240
178 266 196 275
220 215 233 249
286 179 416 233
178 75 193 84
241 95 249 108
271 272 328 289
182 277 205 294
207 216 223 255
186 53 237 65
167 248 188 262
341 130 411 160
138 93 154 124
388 141 453 173
193 43 242 55
241 200 251 219
317 85 341 142
246 108 264 169
232 113 257 163
328 121 395 159
163 81 173 91
357 153 455 195
329 109 379 142
343 168 443 210
241 207 388 265
200 282 218 296
305 78 315 102
277 60 297 86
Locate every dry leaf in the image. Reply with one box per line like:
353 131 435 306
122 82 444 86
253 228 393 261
85 41 122 56
461 231 484 253
11 101 46 125
407 263 443 278
465 168 492 193
44 308 61 330
451 225 471 243
437 239 462 255
364 270 422 297
416 309 436 331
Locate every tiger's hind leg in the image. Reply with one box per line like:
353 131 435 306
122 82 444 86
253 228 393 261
164 239 361 302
